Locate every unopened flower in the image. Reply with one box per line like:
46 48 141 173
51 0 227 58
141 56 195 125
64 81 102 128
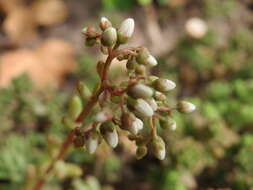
177 101 196 113
136 47 150 65
101 27 117 46
185 17 207 39
146 98 158 111
94 108 112 123
86 132 99 154
117 18 135 44
135 65 146 75
146 55 158 67
121 113 143 134
126 58 137 70
85 38 97 46
160 117 176 130
154 78 176 92
154 91 167 101
99 17 112 31
101 122 119 148
134 99 154 118
68 95 82 120
148 75 159 83
77 81 91 100
82 26 97 38
136 145 147 159
151 136 166 160
128 83 154 99
62 116 76 129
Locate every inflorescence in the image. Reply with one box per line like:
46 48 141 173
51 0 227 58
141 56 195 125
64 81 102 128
62 17 196 160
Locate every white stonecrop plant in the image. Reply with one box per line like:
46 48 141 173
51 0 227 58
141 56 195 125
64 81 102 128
63 17 196 160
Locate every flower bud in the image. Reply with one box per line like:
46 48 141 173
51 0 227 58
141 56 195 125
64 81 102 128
99 17 112 31
128 83 154 99
82 26 97 38
136 47 150 65
86 132 99 154
100 122 119 148
153 78 176 92
146 55 158 67
135 65 146 75
151 136 166 160
121 113 143 134
77 81 91 100
134 99 154 118
146 98 158 111
185 17 207 39
117 18 135 44
85 38 97 46
177 101 196 113
136 145 147 159
154 91 167 101
62 116 76 129
101 27 117 47
68 95 82 120
94 108 112 123
148 75 159 83
160 117 176 130
126 58 137 70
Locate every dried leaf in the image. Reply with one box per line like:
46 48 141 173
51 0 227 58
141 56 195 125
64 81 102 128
0 39 76 88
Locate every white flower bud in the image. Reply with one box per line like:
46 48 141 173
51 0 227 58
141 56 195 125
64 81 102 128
177 101 196 113
134 99 154 118
152 136 166 160
117 18 135 44
101 27 117 46
99 17 112 30
94 109 112 123
86 133 99 154
128 83 154 99
121 113 143 134
154 91 167 101
157 147 166 160
101 122 119 148
132 117 143 134
146 55 158 67
185 17 207 39
154 78 176 92
105 128 118 148
146 98 158 111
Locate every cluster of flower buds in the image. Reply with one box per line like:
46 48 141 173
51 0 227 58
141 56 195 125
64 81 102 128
62 17 196 160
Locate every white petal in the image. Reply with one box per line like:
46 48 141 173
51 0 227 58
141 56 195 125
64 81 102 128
118 18 135 38
146 55 158 66
86 136 98 154
135 99 154 117
106 129 118 148
164 79 176 91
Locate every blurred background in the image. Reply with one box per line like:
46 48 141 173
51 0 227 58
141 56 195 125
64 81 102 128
0 0 253 190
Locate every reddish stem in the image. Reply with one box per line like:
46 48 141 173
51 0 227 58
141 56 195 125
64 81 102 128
32 130 75 190
32 45 118 190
